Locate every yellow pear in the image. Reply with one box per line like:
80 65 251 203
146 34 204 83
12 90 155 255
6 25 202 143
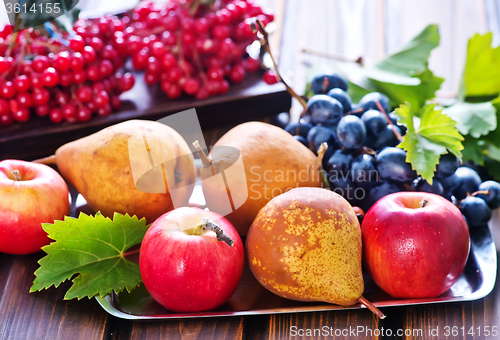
200 122 322 237
54 120 195 223
246 187 384 317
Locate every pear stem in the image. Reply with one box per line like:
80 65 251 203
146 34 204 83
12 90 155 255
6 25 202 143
32 155 57 165
11 170 20 181
193 218 234 247
358 296 386 319
192 141 211 168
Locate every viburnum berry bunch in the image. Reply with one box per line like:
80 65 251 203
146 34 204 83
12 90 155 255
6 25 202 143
114 0 273 100
0 22 135 126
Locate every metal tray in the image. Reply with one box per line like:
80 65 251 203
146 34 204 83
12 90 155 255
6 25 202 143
94 206 498 320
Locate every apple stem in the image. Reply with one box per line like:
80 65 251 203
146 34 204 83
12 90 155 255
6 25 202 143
192 140 212 168
193 218 235 247
358 296 386 319
11 170 20 181
419 199 429 208
31 154 57 165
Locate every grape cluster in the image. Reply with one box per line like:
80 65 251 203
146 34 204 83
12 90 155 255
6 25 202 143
0 21 135 126
119 0 273 99
285 73 500 231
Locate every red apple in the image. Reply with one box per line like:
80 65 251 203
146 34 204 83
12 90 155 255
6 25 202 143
0 159 70 255
139 207 245 312
361 192 470 299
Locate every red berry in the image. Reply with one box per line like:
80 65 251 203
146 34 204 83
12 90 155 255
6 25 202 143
164 15 179 31
82 46 97 64
113 19 125 32
42 67 60 87
13 75 31 92
62 104 77 121
195 86 209 100
0 56 13 73
215 9 232 25
114 36 127 55
16 92 32 108
35 104 50 117
212 25 231 40
219 80 229 94
151 41 166 58
89 37 104 51
32 88 50 105
229 64 246 83
194 18 210 33
0 112 13 126
132 48 150 70
168 66 184 82
181 32 195 45
146 56 162 74
100 59 114 77
166 83 182 99
0 98 8 114
145 72 160 85
97 104 112 117
0 81 16 99
54 51 71 72
55 91 70 106
110 95 121 110
19 61 32 75
242 57 260 72
86 64 101 82
77 86 93 103
121 73 135 91
31 73 43 88
207 67 224 81
69 35 85 52
127 35 143 55
59 71 73 87
12 108 30 122
206 80 221 95
161 53 177 70
161 31 177 46
93 90 110 109
70 52 85 71
102 45 118 60
263 70 279 84
183 78 199 95
49 108 64 123
72 69 87 84
77 106 92 122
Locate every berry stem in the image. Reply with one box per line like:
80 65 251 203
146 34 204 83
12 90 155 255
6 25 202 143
11 170 20 181
375 100 404 142
192 217 234 247
471 190 489 197
254 19 308 112
358 296 386 319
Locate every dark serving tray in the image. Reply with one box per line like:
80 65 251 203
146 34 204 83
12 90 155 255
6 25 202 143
94 197 497 320
0 71 291 161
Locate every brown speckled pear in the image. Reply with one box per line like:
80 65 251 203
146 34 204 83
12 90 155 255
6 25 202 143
201 122 321 237
55 120 195 223
246 187 364 306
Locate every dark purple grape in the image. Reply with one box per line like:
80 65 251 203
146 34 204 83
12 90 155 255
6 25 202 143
306 126 337 154
351 154 379 188
412 177 444 196
311 74 348 94
306 95 343 126
365 125 401 150
358 92 391 113
476 181 500 209
293 135 308 147
361 109 387 135
285 122 313 138
452 167 482 200
327 149 355 175
389 111 406 135
337 115 366 149
435 153 460 179
459 196 491 228
376 147 416 182
327 88 352 113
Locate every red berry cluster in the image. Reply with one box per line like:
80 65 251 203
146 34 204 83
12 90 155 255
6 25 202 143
0 23 135 126
114 0 273 100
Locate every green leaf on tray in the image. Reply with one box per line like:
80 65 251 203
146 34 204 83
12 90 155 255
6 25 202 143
395 103 464 184
460 33 500 99
443 101 497 138
30 212 147 300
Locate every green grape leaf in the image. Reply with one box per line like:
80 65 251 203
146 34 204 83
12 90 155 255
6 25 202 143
395 103 464 184
375 24 440 76
462 135 486 166
483 95 500 147
30 212 147 300
443 101 497 138
460 33 500 99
